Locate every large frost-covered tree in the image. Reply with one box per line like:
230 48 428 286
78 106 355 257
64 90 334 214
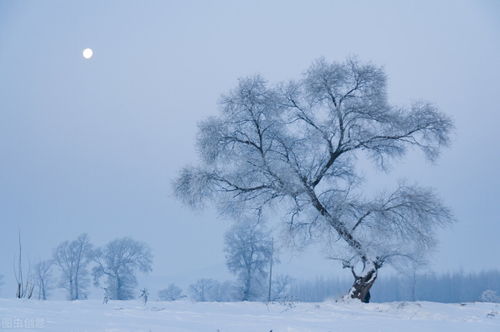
92 237 152 300
53 233 93 300
224 220 273 300
175 57 453 302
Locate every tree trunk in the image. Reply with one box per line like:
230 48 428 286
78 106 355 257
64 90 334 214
41 280 46 300
410 270 416 301
116 276 121 300
75 275 79 300
69 278 74 300
242 271 251 301
267 240 273 303
348 267 378 303
242 279 250 301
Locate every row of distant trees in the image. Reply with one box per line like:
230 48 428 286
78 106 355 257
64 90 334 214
291 270 500 303
158 275 293 303
6 217 279 302
7 217 277 302
371 270 500 303
5 220 284 302
5 228 499 303
12 233 152 301
157 270 500 303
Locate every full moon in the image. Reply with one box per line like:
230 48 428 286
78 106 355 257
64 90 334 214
82 48 93 59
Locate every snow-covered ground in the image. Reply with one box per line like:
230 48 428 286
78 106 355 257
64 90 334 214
0 299 499 331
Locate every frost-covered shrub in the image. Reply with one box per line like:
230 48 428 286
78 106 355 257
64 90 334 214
480 290 499 303
158 284 184 301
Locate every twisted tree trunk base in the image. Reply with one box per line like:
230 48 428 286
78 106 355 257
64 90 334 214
347 268 378 303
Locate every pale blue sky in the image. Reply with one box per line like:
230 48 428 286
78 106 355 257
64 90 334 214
0 0 499 294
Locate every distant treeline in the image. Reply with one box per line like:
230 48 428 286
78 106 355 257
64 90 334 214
288 270 500 303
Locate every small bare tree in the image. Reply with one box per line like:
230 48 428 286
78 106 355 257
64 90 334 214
34 259 54 300
53 233 93 300
92 237 153 300
14 232 34 299
175 57 453 302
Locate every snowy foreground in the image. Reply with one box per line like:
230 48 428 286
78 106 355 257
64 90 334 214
0 299 499 332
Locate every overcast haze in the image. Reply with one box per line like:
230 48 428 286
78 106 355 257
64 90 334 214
0 0 499 294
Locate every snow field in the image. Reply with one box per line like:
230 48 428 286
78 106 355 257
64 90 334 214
0 299 499 332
